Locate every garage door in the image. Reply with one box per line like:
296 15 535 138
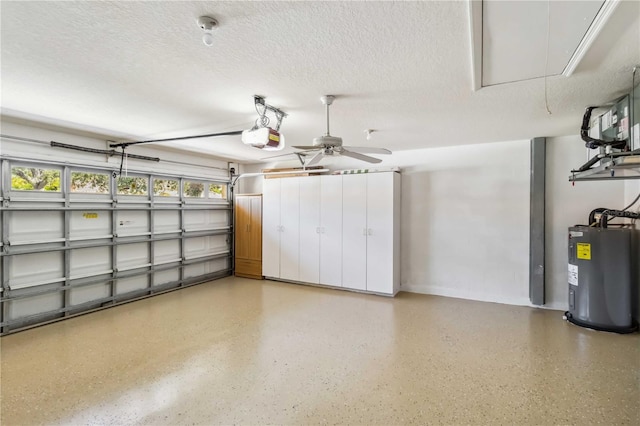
0 159 232 334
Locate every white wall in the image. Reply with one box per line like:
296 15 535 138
545 136 627 310
243 140 533 306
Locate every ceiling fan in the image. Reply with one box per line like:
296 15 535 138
264 95 391 165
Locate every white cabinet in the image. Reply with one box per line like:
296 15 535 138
262 178 281 278
342 174 368 291
299 177 320 284
363 172 400 294
262 172 400 296
262 177 300 281
279 178 300 281
319 175 343 287
341 172 400 294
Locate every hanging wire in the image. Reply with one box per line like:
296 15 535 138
544 0 552 115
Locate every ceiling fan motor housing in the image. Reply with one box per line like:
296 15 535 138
312 135 343 147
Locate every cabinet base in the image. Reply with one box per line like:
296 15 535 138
264 277 398 297
235 272 263 280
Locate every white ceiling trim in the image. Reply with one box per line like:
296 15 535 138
467 0 482 92
562 0 621 77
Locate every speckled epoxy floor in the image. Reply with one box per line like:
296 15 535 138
1 277 639 425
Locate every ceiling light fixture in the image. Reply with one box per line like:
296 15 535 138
197 16 218 47
364 129 376 141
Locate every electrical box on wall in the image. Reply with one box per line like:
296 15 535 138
587 83 640 151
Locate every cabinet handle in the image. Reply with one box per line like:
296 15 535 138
321 227 325 234
316 227 320 234
362 228 367 236
368 228 373 236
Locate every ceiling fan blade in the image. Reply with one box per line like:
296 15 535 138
261 149 319 160
293 145 322 150
260 152 299 160
340 149 383 164
342 146 392 155
306 151 324 166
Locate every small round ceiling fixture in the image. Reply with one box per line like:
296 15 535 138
197 16 218 46
364 129 376 140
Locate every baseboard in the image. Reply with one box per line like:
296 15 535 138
400 284 533 307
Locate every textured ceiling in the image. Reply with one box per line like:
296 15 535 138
1 1 639 163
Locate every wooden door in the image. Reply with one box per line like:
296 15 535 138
235 194 263 279
248 196 262 261
234 196 250 259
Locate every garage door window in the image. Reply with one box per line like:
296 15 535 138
11 166 61 192
117 176 148 195
183 181 205 198
209 183 227 199
71 171 110 194
153 178 179 197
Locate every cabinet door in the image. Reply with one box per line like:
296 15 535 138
248 196 262 261
262 179 281 278
279 177 300 281
320 175 342 287
366 173 395 294
299 177 320 284
234 196 251 259
342 174 367 291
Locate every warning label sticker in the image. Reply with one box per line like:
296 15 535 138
577 243 591 260
568 264 578 286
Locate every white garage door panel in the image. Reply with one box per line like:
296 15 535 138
183 210 228 231
184 235 228 259
153 269 180 286
71 247 111 278
1 159 232 333
184 263 205 279
9 211 63 243
10 252 64 289
116 275 148 294
184 258 228 279
116 243 150 270
10 289 63 320
153 211 180 234
116 210 149 236
70 283 110 306
70 210 111 239
154 240 181 264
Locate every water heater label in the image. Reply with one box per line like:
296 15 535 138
577 243 591 260
568 264 578 286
